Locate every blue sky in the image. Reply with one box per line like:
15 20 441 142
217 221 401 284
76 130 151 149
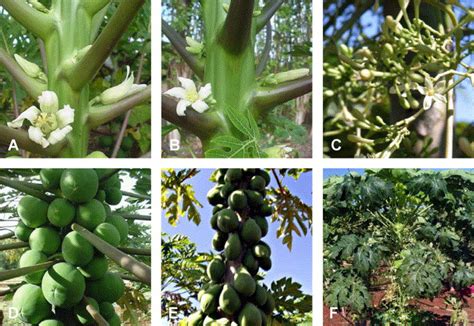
162 169 313 295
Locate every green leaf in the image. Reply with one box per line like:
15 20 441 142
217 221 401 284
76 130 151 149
128 104 151 127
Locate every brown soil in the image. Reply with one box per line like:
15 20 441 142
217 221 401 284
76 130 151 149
324 292 474 325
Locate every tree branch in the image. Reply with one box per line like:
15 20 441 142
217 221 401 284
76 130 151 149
0 176 53 202
256 0 284 32
162 19 204 79
88 86 151 129
253 75 312 114
0 125 65 157
162 96 222 141
0 241 29 251
67 0 145 90
121 213 151 221
219 0 255 54
117 247 151 256
0 0 55 39
256 22 272 76
72 223 151 285
0 48 46 98
121 190 150 200
0 261 55 282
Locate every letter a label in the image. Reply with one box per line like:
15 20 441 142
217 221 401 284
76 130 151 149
8 139 19 151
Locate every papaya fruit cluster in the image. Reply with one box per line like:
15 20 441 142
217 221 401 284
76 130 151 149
12 169 129 326
188 169 276 326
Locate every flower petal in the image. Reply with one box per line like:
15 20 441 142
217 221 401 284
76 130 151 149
47 126 72 145
125 84 147 97
38 91 59 113
192 100 209 113
198 83 212 99
7 106 41 128
176 100 191 116
99 66 134 105
425 78 433 90
434 80 446 92
178 77 196 92
423 95 433 110
28 126 49 148
434 93 447 104
417 86 426 95
56 105 75 128
164 87 186 100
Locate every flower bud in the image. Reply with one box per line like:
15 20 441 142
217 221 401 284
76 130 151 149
274 69 310 84
385 16 402 34
359 69 373 81
14 54 46 82
347 134 375 145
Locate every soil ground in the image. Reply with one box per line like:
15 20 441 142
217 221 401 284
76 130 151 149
324 292 474 325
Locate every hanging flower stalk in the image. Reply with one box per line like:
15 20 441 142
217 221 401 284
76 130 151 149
0 0 151 158
162 0 312 158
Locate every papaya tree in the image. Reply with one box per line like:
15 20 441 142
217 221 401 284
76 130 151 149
161 168 313 325
324 169 474 323
0 0 151 158
162 1 313 158
323 0 474 158
0 168 151 325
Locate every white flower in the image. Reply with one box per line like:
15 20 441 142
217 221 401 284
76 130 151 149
417 78 447 110
164 77 212 116
97 66 147 105
7 91 75 148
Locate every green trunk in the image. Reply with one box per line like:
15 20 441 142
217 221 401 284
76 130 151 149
202 0 257 142
44 0 93 157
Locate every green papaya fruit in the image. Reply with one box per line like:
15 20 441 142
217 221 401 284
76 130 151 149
207 257 225 282
259 257 272 271
200 284 222 315
47 198 75 227
215 169 227 184
253 242 271 259
254 216 269 237
233 267 256 297
249 175 266 192
259 203 273 217
224 169 243 183
240 219 262 245
217 209 239 233
256 170 270 186
212 232 228 251
40 169 63 191
207 185 225 206
219 183 235 199
212 204 226 214
228 190 248 211
224 233 242 260
218 284 241 315
15 220 33 242
60 169 99 204
18 195 48 228
187 311 205 325
210 213 219 230
251 284 268 307
245 190 263 209
238 303 262 326
242 251 259 275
